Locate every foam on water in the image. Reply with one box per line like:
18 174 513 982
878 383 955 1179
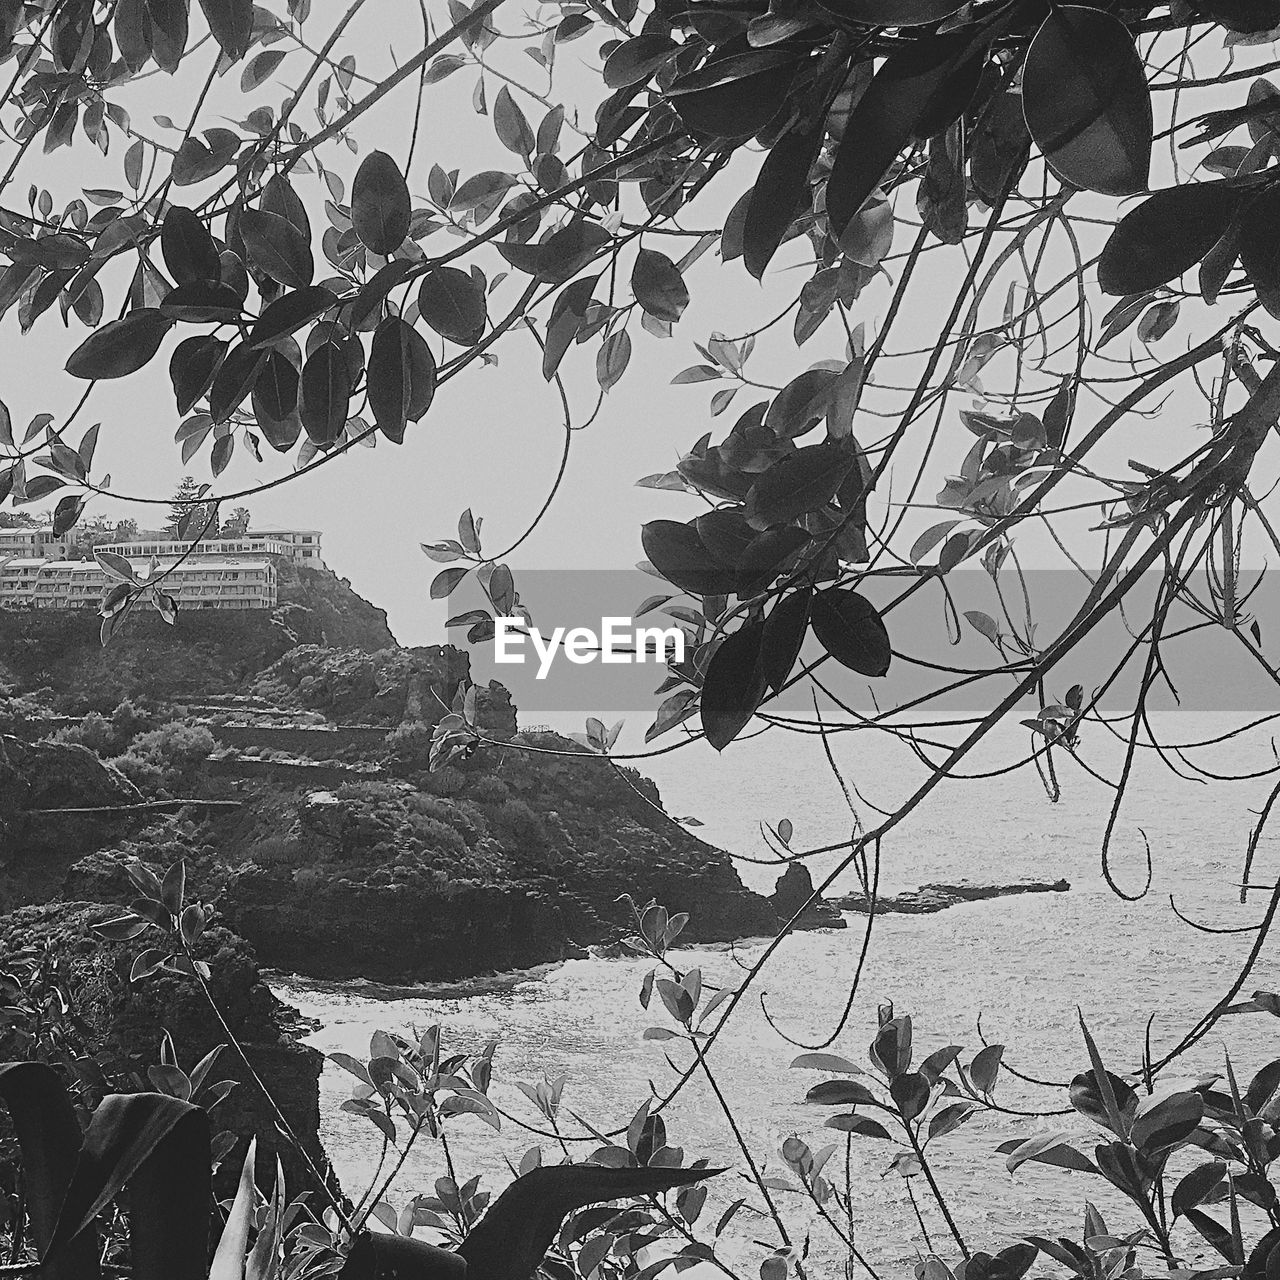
272 713 1280 1271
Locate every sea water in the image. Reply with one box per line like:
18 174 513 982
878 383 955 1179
272 713 1280 1272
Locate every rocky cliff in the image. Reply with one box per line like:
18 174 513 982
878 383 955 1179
0 901 331 1198
0 561 395 709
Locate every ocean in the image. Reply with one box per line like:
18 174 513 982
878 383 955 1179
272 712 1280 1273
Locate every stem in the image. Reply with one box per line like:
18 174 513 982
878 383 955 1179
904 1127 968 1260
188 955 353 1233
354 1116 427 1232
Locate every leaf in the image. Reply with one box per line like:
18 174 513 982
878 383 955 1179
805 1079 879 1106
248 286 338 347
66 309 171 379
817 0 966 23
998 1132 1100 1174
1069 1067 1139 1134
602 34 677 87
170 336 226 415
890 1073 930 1122
543 276 597 380
418 267 488 345
52 494 85 537
823 1114 893 1139
299 343 352 445
432 567 469 598
701 620 766 750
239 209 313 288
597 330 631 391
352 151 412 256
367 316 437 443
1137 299 1179 343
1239 185 1280 315
745 441 855 530
969 1044 1003 1094
1130 1092 1204 1157
1022 5 1152 196
0 1062 101 1280
1098 181 1240 295
252 349 299 422
241 48 285 91
792 1053 862 1073
826 34 984 238
161 207 222 285
758 588 812 693
210 342 267 423
197 0 252 61
668 49 801 139
494 86 535 157
47 1092 207 1259
744 113 825 279
1172 1161 1228 1220
964 1245 1039 1280
809 589 891 676
642 521 737 596
458 1166 723 1280
632 249 688 323
160 283 244 324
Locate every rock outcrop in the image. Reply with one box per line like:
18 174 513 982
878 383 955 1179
769 864 846 930
0 901 332 1198
831 878 1070 914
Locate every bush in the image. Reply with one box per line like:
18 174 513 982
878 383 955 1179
114 723 216 796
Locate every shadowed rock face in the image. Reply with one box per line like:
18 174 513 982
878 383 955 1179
0 902 333 1200
0 737 143 909
769 863 846 930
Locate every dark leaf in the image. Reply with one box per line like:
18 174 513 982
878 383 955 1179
367 316 437 443
1098 181 1240 295
197 0 252 60
701 620 766 751
494 86 535 157
964 1245 1039 1280
632 249 688 323
209 342 267 423
823 1114 893 1139
48 1093 205 1259
695 508 756 569
758 587 811 692
744 112 824 279
737 526 810 595
161 207 222 285
248 286 338 347
1130 1091 1204 1157
1069 1069 1140 1134
1172 1161 1228 1219
418 267 488 345
826 34 984 238
811 589 891 677
1022 5 1152 196
0 1063 100 1280
352 151 412 256
642 521 737 596
1240 185 1280 316
338 1233 467 1280
543 276 597 380
51 494 85 537
668 49 801 139
602 34 677 88
806 1079 879 1107
458 1165 722 1280
159 282 244 323
66 309 171 379
745 441 856 530
299 343 352 445
169 335 226 414
252 349 299 421
240 208 313 288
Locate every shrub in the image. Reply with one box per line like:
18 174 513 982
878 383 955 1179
114 723 216 796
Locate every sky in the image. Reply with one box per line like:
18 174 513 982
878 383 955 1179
4 6 1280 738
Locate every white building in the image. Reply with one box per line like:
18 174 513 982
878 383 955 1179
0 526 77 560
92 527 324 567
0 556 277 611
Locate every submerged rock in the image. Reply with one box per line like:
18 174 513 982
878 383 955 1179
831 878 1070 915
